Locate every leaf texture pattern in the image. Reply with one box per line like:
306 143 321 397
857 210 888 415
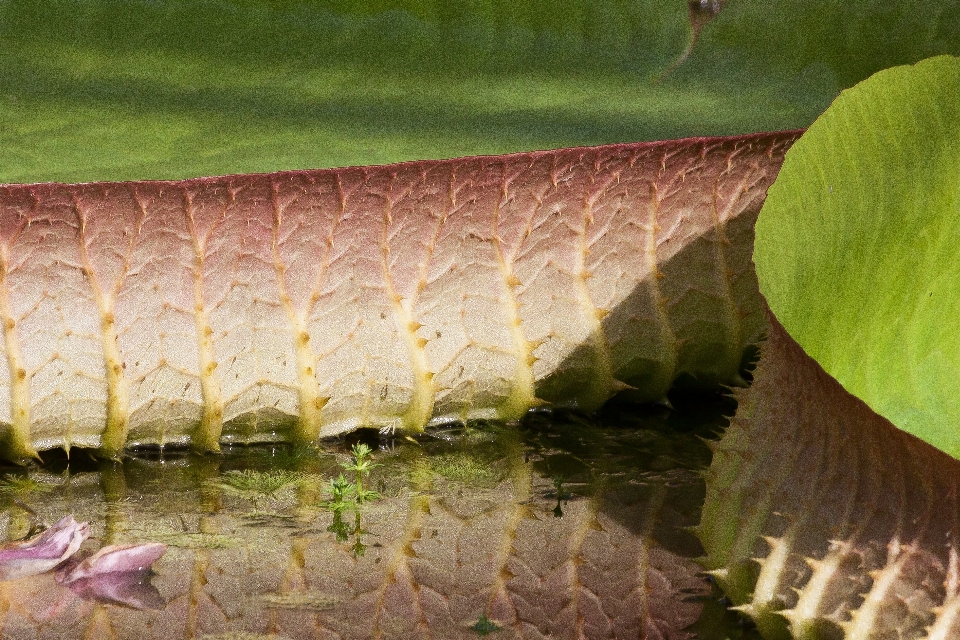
698 312 960 640
0 131 799 459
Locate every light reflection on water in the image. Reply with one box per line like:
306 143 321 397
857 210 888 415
0 395 758 639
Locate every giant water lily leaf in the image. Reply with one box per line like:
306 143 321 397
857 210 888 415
754 55 960 458
697 313 960 640
688 0 960 90
3 0 959 183
0 131 796 460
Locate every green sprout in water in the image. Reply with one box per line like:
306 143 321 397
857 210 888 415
210 469 314 514
321 444 381 556
322 474 354 543
349 509 373 557
341 443 380 504
323 474 356 513
470 614 502 636
327 509 350 543
0 474 55 497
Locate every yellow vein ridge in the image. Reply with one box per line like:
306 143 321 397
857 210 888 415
571 179 622 410
710 167 744 382
927 548 960 640
634 483 668 630
0 241 34 461
492 166 541 420
646 176 679 397
712 145 769 383
418 171 454 425
841 541 913 640
787 436 872 630
485 451 533 619
372 461 433 640
380 182 434 434
270 181 326 443
184 191 224 452
72 193 131 458
568 493 601 639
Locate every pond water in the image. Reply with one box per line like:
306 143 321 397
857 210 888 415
0 395 756 640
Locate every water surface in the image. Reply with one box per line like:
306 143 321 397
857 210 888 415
0 396 757 639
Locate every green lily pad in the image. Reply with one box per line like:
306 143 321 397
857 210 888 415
4 0 959 183
755 55 960 457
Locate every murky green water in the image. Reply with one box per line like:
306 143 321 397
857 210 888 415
0 394 758 639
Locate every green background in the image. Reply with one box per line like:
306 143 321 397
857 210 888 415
2 0 959 183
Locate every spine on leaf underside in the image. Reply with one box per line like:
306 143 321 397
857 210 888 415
698 311 960 640
0 130 800 459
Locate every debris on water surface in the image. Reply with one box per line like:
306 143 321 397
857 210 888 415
470 614 502 635
259 591 340 611
0 514 88 581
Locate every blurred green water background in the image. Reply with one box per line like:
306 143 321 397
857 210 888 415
1 0 958 183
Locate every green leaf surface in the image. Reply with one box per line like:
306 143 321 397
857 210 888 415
2 0 959 183
754 55 960 457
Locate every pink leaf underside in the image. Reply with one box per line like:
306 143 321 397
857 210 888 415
0 515 89 581
0 130 800 457
699 310 960 639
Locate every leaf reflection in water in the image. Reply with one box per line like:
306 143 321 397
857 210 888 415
0 404 748 639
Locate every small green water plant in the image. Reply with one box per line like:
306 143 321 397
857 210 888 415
210 469 314 514
0 473 60 536
321 444 381 556
341 443 380 505
429 452 504 487
470 614 502 636
323 473 356 514
324 473 355 544
0 473 55 498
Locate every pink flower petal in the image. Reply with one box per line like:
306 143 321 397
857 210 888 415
63 571 166 610
0 515 89 581
56 543 167 585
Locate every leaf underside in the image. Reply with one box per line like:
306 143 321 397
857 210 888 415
698 311 960 640
0 130 798 460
